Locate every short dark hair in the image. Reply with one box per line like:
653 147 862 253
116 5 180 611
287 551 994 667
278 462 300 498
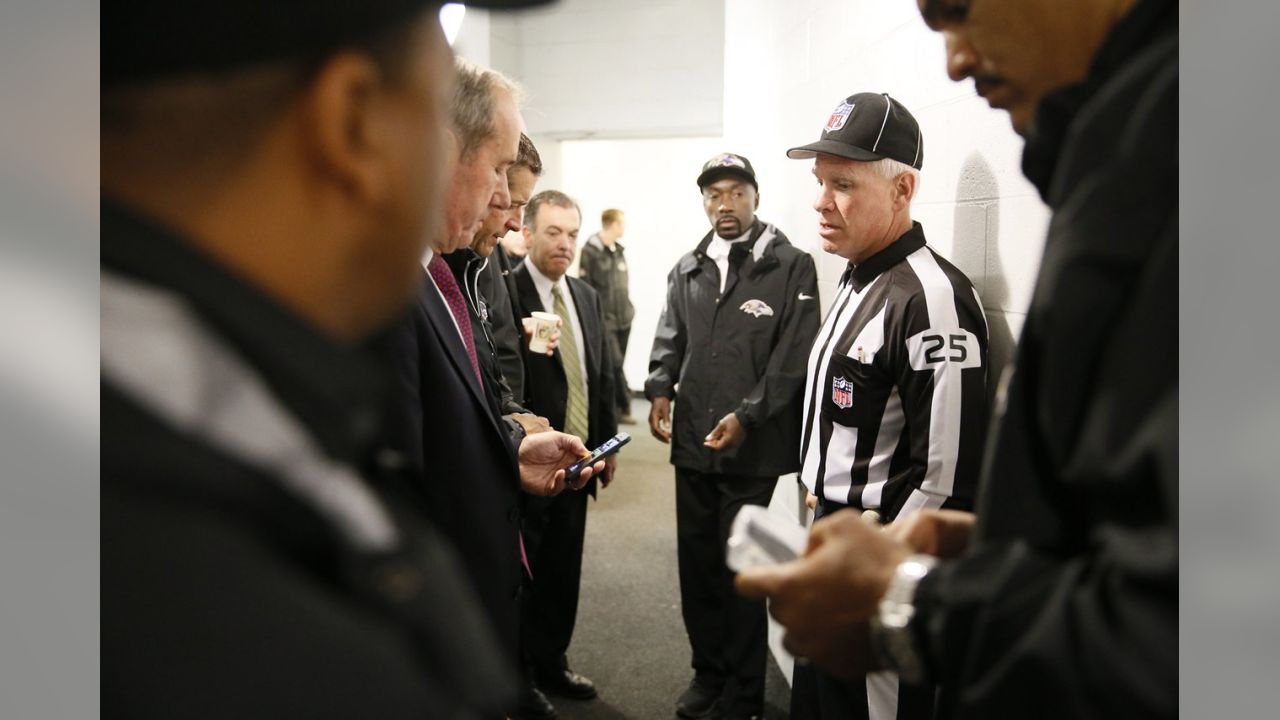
515 134 543 176
102 22 420 177
601 208 624 227
524 189 580 230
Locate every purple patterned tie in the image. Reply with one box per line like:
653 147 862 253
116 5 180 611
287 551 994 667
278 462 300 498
427 254 484 389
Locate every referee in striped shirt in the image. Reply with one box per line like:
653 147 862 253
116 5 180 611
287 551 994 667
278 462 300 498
785 93 988 720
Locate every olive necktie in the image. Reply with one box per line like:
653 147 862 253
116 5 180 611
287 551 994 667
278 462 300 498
552 284 590 441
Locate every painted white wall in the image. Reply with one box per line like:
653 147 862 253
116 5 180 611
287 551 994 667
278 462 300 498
492 0 725 140
451 6 491 65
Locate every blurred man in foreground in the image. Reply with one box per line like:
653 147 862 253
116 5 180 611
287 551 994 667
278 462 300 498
102 2 557 717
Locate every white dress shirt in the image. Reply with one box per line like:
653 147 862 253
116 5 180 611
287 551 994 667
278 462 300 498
706 233 752 293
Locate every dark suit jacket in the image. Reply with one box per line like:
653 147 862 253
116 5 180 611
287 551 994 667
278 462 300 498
477 244 528 404
385 266 525 655
512 265 618 496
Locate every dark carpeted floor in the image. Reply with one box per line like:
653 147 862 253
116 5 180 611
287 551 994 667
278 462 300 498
552 400 791 720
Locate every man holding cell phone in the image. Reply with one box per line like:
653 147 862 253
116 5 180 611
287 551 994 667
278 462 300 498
511 189 619 717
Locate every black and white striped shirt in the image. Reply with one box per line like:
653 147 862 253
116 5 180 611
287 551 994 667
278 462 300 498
800 222 988 520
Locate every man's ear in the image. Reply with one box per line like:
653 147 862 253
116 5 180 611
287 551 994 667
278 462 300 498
522 224 533 242
894 172 917 210
754 191 761 211
299 50 388 204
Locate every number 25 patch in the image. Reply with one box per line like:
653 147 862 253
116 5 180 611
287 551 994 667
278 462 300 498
906 330 983 371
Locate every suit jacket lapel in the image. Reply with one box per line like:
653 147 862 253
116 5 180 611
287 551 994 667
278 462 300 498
417 280 502 436
513 265 545 314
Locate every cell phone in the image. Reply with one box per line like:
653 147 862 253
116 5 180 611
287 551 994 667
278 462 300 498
725 505 808 572
563 432 631 483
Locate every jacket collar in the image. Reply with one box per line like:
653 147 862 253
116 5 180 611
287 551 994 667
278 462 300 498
101 197 389 463
682 219 780 275
841 221 927 293
1022 0 1176 200
442 247 482 273
587 233 625 253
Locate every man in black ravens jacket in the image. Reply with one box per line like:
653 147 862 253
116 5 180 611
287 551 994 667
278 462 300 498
737 1 1178 718
646 153 820 720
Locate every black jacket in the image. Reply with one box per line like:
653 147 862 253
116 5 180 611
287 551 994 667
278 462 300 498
445 248 526 418
102 203 515 719
578 234 635 331
914 2 1178 717
645 220 820 476
512 263 618 497
475 244 528 404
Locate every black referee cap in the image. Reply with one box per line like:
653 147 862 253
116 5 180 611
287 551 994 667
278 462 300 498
104 0 554 87
786 92 923 170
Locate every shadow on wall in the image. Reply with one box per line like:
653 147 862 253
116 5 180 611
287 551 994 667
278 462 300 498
951 152 1016 410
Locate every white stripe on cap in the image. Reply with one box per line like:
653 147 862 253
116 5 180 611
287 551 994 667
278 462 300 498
871 93 892 152
913 128 921 167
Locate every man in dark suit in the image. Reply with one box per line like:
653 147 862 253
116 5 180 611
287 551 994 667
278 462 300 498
385 62 604 684
511 190 619 716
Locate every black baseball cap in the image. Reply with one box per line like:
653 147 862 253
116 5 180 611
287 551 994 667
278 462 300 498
104 0 556 87
696 152 758 191
786 92 923 170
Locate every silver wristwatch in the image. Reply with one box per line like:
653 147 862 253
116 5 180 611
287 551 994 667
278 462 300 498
869 554 937 685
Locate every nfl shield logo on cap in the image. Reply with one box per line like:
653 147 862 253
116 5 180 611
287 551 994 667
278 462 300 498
832 376 853 409
826 102 854 132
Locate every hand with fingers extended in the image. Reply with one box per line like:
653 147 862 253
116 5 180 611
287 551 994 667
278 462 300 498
734 509 911 678
649 396 673 443
518 430 604 496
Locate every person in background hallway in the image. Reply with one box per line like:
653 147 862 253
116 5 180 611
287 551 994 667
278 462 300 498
737 1 1178 718
783 91 988 720
511 190 619 719
383 59 605 712
579 208 636 424
102 1 555 717
646 153 821 720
